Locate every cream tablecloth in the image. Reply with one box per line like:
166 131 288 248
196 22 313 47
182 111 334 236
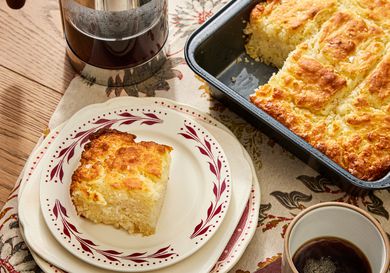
1 1 390 272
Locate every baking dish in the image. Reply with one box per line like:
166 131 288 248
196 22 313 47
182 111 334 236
184 0 390 192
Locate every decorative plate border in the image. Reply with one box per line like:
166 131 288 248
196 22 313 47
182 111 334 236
153 98 260 272
39 106 232 271
179 121 230 240
21 97 260 273
51 199 178 264
31 184 258 273
211 185 258 272
32 185 258 273
18 130 60 202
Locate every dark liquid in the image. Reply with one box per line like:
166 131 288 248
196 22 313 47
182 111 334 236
63 12 168 69
292 237 372 273
6 0 26 9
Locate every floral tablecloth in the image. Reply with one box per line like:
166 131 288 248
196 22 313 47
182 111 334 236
1 0 390 272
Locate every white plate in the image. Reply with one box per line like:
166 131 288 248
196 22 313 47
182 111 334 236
18 131 60 203
19 122 254 273
27 149 259 273
39 105 232 271
210 149 259 273
19 97 260 273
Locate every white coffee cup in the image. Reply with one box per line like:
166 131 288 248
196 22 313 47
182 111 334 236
282 202 390 273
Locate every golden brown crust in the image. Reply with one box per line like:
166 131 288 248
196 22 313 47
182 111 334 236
251 54 390 180
250 0 337 30
70 129 172 235
367 59 390 101
315 11 386 80
340 0 390 30
340 53 390 180
70 129 172 198
249 6 390 180
250 85 327 144
288 56 347 111
319 12 374 60
245 0 338 68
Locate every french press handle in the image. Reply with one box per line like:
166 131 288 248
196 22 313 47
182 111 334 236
6 0 26 9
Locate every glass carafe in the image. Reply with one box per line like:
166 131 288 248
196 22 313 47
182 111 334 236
8 0 169 85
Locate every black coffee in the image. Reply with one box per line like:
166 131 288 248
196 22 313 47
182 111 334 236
64 6 168 69
6 0 25 9
292 237 372 273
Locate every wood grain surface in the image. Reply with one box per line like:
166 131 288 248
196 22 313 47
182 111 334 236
0 0 72 207
0 66 63 207
0 0 75 92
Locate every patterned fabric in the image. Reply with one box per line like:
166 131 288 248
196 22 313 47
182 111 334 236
1 0 390 272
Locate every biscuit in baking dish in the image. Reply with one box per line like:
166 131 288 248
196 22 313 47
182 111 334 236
249 9 389 180
244 0 338 68
70 129 173 236
253 10 387 113
318 51 390 180
340 0 390 32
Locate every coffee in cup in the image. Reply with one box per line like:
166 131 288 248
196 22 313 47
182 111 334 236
282 202 390 273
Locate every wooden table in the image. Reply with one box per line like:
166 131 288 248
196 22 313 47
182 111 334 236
0 0 75 207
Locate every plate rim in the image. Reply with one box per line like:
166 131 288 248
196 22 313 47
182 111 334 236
38 104 232 271
18 97 261 273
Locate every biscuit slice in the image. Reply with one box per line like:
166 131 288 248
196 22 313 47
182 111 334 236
70 129 173 236
244 0 338 68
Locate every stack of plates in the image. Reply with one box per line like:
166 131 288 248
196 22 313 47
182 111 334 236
18 97 260 273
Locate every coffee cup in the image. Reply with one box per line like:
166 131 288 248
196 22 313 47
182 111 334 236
282 202 390 273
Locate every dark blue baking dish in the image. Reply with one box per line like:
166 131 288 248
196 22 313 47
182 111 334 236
184 0 390 193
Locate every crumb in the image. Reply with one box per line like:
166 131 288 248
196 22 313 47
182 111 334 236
43 128 51 137
231 76 237 83
236 57 242 64
244 57 250 63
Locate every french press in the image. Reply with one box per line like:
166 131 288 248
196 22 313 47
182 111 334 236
7 0 168 85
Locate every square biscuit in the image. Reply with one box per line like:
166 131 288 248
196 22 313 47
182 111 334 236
70 129 172 236
245 0 338 68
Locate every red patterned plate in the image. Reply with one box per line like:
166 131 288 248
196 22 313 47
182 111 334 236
39 104 232 272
